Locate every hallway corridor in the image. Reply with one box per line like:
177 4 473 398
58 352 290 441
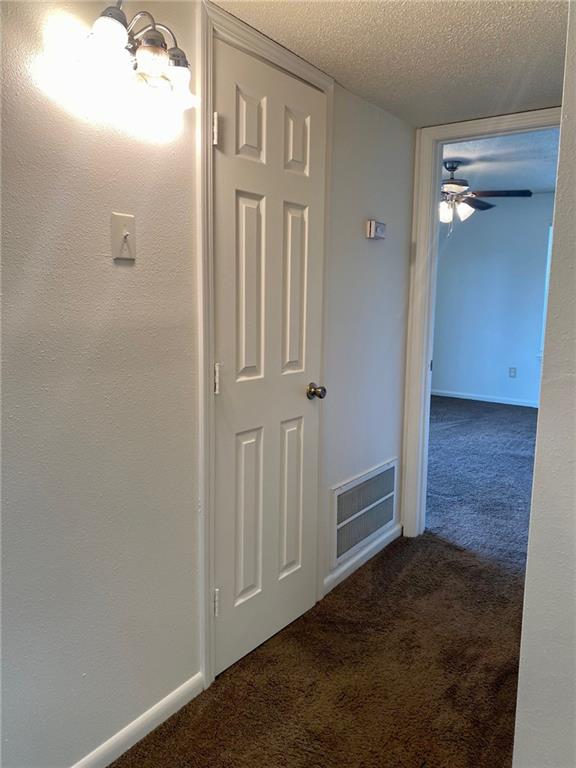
112 397 538 768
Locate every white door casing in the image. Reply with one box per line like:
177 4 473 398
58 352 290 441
213 39 327 674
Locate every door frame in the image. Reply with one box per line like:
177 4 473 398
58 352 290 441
401 107 562 538
196 0 334 687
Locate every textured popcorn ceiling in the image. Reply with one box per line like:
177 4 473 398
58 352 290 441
214 0 568 127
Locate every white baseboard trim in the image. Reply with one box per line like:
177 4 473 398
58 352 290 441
323 522 402 596
431 389 538 409
71 671 205 768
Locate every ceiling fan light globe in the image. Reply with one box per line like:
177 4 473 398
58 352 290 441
439 200 454 224
456 201 475 221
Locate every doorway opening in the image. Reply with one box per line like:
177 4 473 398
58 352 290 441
426 128 559 562
401 109 561 541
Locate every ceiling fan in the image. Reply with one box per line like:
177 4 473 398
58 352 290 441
439 160 533 224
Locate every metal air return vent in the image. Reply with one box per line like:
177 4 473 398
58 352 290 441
333 459 398 563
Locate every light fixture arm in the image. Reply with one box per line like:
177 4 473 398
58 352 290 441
133 22 178 48
155 24 178 48
126 10 157 34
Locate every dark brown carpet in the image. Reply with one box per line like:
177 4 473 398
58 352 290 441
111 397 536 768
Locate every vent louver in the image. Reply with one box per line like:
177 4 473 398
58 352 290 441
334 462 397 562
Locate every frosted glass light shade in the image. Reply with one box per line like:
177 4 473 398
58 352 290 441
168 65 198 110
457 201 475 221
136 44 169 79
439 200 454 224
169 64 190 89
90 15 128 49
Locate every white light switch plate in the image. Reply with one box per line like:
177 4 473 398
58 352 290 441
111 212 136 261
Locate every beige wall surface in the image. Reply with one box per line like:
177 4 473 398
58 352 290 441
321 84 414 576
2 3 201 766
513 6 576 767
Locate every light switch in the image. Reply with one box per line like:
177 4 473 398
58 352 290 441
111 212 136 261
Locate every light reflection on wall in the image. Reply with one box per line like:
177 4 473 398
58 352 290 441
30 11 194 144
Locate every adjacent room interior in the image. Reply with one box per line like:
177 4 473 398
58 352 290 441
428 129 559 560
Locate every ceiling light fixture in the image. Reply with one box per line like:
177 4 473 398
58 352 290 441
89 1 195 108
439 159 533 226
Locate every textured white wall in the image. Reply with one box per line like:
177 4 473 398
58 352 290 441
321 85 414 572
513 6 576 767
2 3 201 767
432 194 555 408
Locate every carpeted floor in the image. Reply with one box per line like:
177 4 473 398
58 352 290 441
111 396 537 768
427 396 537 568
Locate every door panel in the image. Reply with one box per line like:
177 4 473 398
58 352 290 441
234 427 263 605
236 86 266 162
235 191 264 380
279 416 304 579
284 107 310 174
214 39 327 675
282 203 308 373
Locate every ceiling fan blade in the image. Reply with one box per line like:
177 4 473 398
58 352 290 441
471 189 533 197
464 197 495 211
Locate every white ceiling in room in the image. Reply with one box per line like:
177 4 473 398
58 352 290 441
213 0 568 128
443 128 560 193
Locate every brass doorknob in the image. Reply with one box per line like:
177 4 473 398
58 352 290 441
306 382 327 400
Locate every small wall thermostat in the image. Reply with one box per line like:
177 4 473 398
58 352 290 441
366 219 386 240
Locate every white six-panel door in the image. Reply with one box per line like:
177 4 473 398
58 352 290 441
213 39 327 675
